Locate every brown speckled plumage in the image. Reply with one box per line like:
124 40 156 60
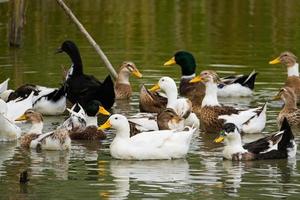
179 78 205 107
284 76 300 102
277 87 300 127
197 106 238 133
20 133 39 149
69 126 106 140
39 129 70 145
115 83 132 99
139 84 167 113
157 108 184 130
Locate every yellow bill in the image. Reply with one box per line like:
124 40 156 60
98 106 110 116
132 69 143 78
164 57 176 66
214 136 224 143
98 120 112 130
189 76 203 83
269 57 281 65
272 94 281 101
149 84 160 92
15 114 27 121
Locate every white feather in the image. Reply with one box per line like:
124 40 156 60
217 84 253 97
0 78 9 94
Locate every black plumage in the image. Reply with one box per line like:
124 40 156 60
57 40 115 110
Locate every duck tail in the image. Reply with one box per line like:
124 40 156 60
234 70 258 90
278 118 295 151
98 75 115 109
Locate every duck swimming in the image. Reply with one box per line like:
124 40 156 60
115 61 142 99
68 101 110 140
214 118 296 161
269 51 300 103
139 84 167 113
57 40 115 110
190 70 266 133
273 87 300 128
99 114 196 160
164 51 258 103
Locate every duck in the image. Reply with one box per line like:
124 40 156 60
273 87 300 128
0 100 22 141
269 51 300 103
139 84 167 113
214 118 297 161
99 114 196 160
17 108 86 151
164 51 258 103
56 40 115 110
189 70 266 133
4 83 66 115
115 61 142 99
68 101 110 140
149 76 200 128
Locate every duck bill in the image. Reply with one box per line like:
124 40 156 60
15 114 27 121
98 106 110 116
149 84 160 92
55 48 63 54
189 76 203 83
132 69 143 78
164 57 176 66
272 94 281 101
269 57 281 64
214 136 224 143
98 120 111 130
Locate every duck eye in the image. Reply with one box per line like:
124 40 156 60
162 79 164 82
114 117 118 120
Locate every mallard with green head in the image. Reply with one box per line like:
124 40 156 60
164 51 258 104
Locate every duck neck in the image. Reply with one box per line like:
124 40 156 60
282 96 297 111
287 63 299 77
224 134 243 150
202 82 220 107
116 69 130 85
86 116 98 126
181 73 196 80
29 122 43 134
115 123 130 139
67 48 83 76
165 87 178 109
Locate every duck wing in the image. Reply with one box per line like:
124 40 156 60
0 78 9 94
221 70 258 90
139 84 167 113
95 75 115 109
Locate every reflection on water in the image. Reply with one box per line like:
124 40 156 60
1 0 300 199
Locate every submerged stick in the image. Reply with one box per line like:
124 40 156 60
56 0 118 80
9 0 26 47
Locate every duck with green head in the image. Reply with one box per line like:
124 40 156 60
164 51 258 104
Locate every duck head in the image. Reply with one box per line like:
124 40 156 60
15 109 43 123
164 51 196 76
56 40 83 76
189 70 221 85
99 114 130 137
269 51 297 68
85 100 110 117
273 87 297 108
214 123 241 145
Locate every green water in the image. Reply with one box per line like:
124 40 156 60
1 0 300 199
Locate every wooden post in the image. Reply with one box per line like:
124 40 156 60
56 0 118 80
9 0 26 47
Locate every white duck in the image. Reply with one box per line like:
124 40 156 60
99 114 196 160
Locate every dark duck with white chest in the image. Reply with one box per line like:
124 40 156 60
164 51 258 105
57 40 115 110
214 118 297 161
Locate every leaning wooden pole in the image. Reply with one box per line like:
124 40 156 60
56 0 118 80
9 0 26 47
